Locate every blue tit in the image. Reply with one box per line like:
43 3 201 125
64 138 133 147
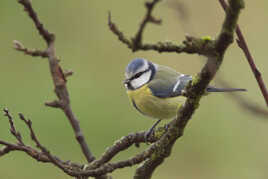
124 58 246 138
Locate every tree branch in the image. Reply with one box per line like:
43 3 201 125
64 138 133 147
15 0 95 164
108 8 215 56
18 0 54 45
218 0 268 106
1 109 82 169
13 40 48 57
87 131 159 170
0 108 163 178
79 146 156 177
3 108 24 145
132 0 161 51
1 0 247 178
133 0 244 178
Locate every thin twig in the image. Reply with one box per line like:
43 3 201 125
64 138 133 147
18 113 77 176
80 146 155 177
132 0 162 50
87 131 159 170
13 40 48 57
109 12 215 56
18 0 54 45
3 108 24 145
218 0 268 106
1 109 82 169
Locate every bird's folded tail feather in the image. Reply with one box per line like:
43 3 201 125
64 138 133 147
206 86 247 92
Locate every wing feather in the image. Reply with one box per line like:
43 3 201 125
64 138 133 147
148 66 192 98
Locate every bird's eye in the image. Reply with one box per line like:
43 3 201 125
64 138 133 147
133 72 144 79
130 69 150 81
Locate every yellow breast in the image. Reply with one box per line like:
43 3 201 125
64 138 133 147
127 85 186 119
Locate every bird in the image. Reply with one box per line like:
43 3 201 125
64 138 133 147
124 58 246 139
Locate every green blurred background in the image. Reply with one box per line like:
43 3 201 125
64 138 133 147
0 0 268 178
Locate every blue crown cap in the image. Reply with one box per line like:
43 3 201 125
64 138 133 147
125 58 147 74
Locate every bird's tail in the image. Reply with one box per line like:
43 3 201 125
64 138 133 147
206 86 247 92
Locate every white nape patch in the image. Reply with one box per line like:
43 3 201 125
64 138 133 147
152 63 158 70
131 70 152 89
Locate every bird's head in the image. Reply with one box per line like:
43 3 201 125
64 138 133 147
124 58 156 90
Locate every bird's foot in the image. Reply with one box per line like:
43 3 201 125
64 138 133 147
144 119 162 144
144 128 154 143
164 123 169 131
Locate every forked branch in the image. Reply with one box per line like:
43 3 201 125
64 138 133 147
15 0 95 163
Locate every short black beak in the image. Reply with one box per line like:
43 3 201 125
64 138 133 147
123 79 131 89
123 79 130 85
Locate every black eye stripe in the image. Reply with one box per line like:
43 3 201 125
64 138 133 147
130 69 150 80
134 72 143 78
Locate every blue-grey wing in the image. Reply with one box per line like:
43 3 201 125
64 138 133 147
148 74 192 98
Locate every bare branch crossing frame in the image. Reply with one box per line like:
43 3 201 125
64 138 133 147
1 0 261 179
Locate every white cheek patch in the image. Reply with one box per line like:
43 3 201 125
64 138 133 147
131 70 152 89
